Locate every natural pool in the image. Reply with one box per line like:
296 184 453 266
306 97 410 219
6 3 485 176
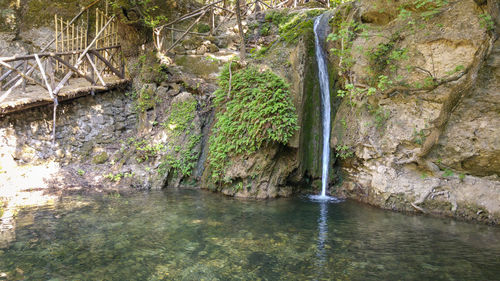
1 189 499 280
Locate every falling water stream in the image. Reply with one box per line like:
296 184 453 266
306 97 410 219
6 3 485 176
311 14 334 200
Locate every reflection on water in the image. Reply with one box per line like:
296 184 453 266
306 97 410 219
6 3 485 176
315 201 329 279
0 189 499 280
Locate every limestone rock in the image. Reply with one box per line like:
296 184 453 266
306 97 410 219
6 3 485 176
330 0 500 223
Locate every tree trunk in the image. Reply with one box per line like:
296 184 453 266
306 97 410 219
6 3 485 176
235 0 246 61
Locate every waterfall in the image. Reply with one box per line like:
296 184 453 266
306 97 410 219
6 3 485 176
313 14 332 199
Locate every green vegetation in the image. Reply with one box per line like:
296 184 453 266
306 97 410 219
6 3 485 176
328 0 460 109
110 0 168 28
260 22 271 36
479 13 495 32
207 63 299 182
133 52 169 84
459 173 465 182
367 104 391 129
442 168 454 177
127 138 165 163
196 23 211 33
265 9 323 44
368 33 408 75
158 97 201 178
0 200 4 218
336 144 353 159
413 0 448 20
162 99 197 136
413 128 426 145
77 169 85 176
158 134 201 178
104 172 135 182
327 20 364 73
129 85 161 113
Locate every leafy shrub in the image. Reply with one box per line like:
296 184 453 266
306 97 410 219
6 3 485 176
133 85 159 113
260 22 271 36
207 63 299 182
197 23 211 33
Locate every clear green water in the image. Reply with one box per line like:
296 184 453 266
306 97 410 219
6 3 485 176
1 189 499 280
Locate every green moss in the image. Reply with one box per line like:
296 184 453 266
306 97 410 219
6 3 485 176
207 63 299 183
162 98 197 136
196 23 210 33
133 84 160 113
265 9 324 44
92 152 109 164
175 55 221 78
300 55 323 179
260 22 271 36
128 138 165 163
157 97 201 178
158 133 201 178
134 52 169 84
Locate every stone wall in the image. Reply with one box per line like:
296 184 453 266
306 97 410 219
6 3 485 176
0 90 136 188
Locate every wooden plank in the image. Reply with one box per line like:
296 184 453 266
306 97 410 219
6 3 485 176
0 61 23 82
97 48 117 77
86 53 106 86
90 49 124 79
0 45 121 62
22 60 27 92
34 54 55 100
0 60 47 90
52 55 94 83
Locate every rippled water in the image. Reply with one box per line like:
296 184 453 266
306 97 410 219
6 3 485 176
1 189 499 280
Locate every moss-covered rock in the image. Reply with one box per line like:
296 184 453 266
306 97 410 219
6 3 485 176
92 152 109 164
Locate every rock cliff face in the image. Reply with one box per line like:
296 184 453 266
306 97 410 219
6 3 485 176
329 0 500 223
201 9 329 198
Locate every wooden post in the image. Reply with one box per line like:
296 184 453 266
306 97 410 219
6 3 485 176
100 9 105 72
60 18 64 71
96 8 99 51
55 14 59 72
88 52 95 84
171 25 175 45
22 60 27 92
210 3 215 35
72 21 75 64
86 53 106 86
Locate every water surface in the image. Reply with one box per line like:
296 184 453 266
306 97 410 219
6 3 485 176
1 189 499 280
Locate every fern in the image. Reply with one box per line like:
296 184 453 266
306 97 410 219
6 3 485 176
207 63 299 182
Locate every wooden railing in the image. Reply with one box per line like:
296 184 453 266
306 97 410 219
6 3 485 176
0 0 125 145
